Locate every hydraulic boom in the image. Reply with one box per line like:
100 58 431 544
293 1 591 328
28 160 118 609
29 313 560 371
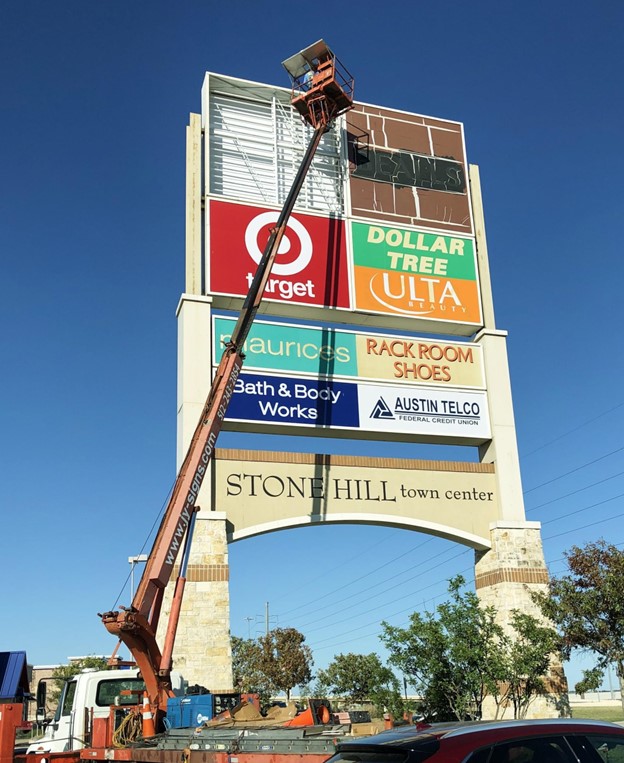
100 41 354 724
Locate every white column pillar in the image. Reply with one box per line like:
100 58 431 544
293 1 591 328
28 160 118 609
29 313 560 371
477 329 526 522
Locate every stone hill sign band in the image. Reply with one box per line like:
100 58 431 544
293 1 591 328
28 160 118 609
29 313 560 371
225 473 494 505
212 450 500 549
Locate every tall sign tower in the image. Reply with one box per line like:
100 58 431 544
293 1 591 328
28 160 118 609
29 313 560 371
160 44 566 716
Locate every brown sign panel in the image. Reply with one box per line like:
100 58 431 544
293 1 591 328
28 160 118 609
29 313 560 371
347 105 473 236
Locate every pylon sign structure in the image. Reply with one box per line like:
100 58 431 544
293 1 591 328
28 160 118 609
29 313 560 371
204 86 481 335
197 71 490 448
166 54 567 717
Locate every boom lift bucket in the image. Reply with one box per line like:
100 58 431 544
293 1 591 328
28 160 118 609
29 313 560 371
282 40 354 129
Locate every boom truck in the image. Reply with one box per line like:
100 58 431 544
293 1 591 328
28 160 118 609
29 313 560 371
99 36 354 737
20 41 361 763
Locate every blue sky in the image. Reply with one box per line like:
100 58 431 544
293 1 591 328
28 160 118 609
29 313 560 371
2 1 624 694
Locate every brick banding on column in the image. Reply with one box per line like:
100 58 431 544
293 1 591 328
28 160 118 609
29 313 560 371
475 566 549 589
170 564 229 582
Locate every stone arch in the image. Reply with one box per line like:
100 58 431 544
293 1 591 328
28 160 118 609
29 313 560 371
158 448 565 720
227 513 490 550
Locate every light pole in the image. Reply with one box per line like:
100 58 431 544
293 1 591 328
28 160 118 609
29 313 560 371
245 616 254 639
128 554 148 600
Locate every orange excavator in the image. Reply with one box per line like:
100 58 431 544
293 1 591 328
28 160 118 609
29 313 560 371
99 40 354 733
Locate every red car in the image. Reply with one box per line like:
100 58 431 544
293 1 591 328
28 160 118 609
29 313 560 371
326 719 624 763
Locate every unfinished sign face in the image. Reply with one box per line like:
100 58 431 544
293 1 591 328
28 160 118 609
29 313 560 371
202 75 483 334
207 84 344 215
346 105 473 236
213 314 484 388
212 449 499 549
208 199 350 310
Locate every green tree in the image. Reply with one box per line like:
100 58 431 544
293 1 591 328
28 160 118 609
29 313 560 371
534 539 624 713
381 577 559 721
316 652 403 718
231 636 274 708
50 656 109 703
495 612 562 719
381 577 503 721
258 628 313 701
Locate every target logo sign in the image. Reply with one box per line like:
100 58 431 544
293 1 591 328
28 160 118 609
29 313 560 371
244 211 313 276
208 200 350 309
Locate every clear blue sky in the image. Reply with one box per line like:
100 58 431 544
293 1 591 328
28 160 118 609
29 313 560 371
2 1 623 694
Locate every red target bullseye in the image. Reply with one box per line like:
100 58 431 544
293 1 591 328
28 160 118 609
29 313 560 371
244 212 313 276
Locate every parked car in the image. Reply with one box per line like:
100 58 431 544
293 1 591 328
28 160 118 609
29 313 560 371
325 719 624 763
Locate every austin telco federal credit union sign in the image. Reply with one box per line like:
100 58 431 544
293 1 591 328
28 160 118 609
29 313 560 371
222 370 491 443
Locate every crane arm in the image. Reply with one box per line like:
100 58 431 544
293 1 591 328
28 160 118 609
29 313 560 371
100 123 327 711
100 40 354 718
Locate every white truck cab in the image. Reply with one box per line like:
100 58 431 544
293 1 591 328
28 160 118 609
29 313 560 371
27 668 183 754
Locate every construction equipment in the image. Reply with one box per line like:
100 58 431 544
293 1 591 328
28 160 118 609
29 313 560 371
99 40 354 734
22 42 396 763
0 652 30 763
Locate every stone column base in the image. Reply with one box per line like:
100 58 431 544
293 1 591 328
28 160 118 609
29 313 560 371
475 521 569 719
156 512 234 691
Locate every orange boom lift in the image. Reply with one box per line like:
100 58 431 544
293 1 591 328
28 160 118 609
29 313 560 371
100 40 354 731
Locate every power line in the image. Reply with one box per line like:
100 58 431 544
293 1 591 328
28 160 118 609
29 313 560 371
274 495 623 634
111 480 175 609
275 494 624 637
282 491 622 633
268 527 405 607
282 504 624 640
277 535 436 618
523 445 624 494
241 409 624 636
521 402 624 458
544 540 624 571
543 511 624 540
309 537 624 654
308 565 475 649
297 549 471 638
290 524 624 654
273 469 624 628
293 545 465 631
526 469 624 513
540 492 624 527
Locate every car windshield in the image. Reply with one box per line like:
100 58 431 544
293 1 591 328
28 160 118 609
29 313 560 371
54 680 77 722
328 754 408 763
488 738 572 763
95 678 145 707
582 735 624 763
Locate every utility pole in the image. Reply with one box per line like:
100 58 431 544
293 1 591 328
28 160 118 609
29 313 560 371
128 554 148 600
245 616 254 639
